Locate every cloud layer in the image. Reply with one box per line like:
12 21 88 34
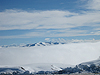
0 9 100 30
0 42 100 65
86 0 100 10
0 0 100 38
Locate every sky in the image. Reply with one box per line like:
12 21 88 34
0 0 100 45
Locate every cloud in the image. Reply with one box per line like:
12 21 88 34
0 0 100 38
0 9 76 30
0 29 99 39
0 42 100 65
86 0 100 10
0 9 100 30
45 38 50 41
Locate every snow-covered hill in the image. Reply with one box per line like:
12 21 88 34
80 56 100 66
0 66 25 74
0 41 100 74
0 63 73 74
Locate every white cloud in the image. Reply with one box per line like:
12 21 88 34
0 9 100 38
0 29 99 39
0 0 100 38
0 42 100 65
0 9 77 30
86 0 100 10
0 9 100 30
45 38 50 41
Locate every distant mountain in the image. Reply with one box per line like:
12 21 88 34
1 44 18 48
22 42 63 47
1 40 100 48
0 42 66 48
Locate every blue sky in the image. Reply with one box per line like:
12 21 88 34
0 0 100 45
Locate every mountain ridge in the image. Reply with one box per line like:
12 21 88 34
0 42 65 48
1 40 100 48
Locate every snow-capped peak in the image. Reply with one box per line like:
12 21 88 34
0 42 64 48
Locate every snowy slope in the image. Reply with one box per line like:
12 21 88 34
22 63 71 72
0 66 25 74
0 63 71 74
80 57 100 66
0 41 100 73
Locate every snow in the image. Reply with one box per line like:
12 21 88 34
0 66 25 74
22 63 71 72
80 57 100 66
0 41 100 72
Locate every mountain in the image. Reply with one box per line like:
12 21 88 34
0 58 100 74
0 63 72 74
22 42 62 47
1 39 100 48
0 42 65 48
0 66 25 74
56 57 100 74
79 56 100 66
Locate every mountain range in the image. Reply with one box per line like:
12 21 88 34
0 42 65 48
1 39 99 48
